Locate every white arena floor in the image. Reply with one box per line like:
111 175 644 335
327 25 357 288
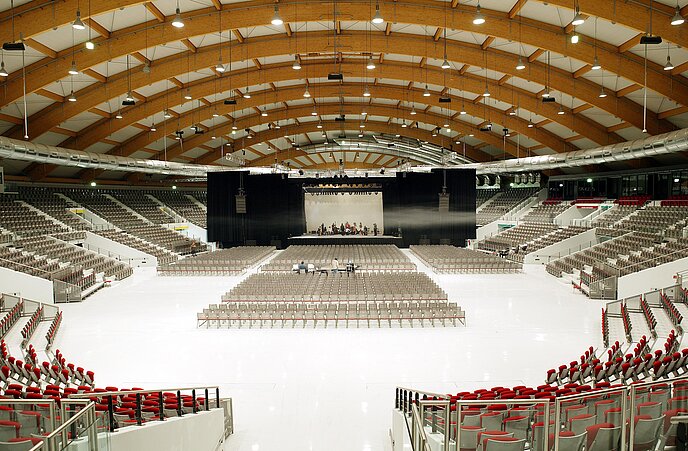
50 250 604 451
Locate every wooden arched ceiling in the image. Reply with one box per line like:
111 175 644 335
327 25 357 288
1 0 688 181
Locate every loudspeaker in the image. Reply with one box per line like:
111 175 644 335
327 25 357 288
438 193 450 212
235 194 247 214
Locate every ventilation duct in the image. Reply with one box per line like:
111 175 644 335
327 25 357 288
0 136 237 177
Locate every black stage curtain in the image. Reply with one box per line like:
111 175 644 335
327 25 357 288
208 172 305 248
383 169 476 247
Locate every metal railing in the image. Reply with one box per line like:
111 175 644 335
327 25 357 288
27 400 99 451
398 373 688 451
68 385 226 433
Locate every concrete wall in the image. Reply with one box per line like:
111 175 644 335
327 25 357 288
524 228 598 264
617 256 688 299
108 408 224 451
0 266 54 303
554 204 597 226
163 222 207 244
83 231 156 267
472 220 517 245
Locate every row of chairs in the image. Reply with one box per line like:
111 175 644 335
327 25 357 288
198 301 465 328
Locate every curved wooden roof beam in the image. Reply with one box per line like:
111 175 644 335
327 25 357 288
0 3 685 115
192 119 486 166
80 83 570 164
73 118 486 182
59 63 622 152
5 32 673 141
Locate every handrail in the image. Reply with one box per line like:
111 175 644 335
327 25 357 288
410 402 434 451
68 385 220 399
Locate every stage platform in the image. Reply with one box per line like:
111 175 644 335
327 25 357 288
287 235 403 246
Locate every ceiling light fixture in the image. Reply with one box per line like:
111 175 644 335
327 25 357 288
363 85 371 97
303 87 311 98
473 3 486 25
482 86 490 97
184 89 192 100
172 7 185 28
68 61 79 75
665 55 675 71
410 106 417 115
0 61 7 77
216 60 225 72
571 32 579 44
68 91 77 102
72 10 86 30
271 4 283 26
516 56 525 70
598 86 607 98
591 56 601 70
292 56 301 70
372 2 384 24
367 56 376 70
115 111 123 119
163 110 172 119
85 40 95 50
142 62 151 73
441 58 450 69
243 88 251 99
671 5 685 26
571 8 585 26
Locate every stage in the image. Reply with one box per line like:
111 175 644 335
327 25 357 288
287 235 403 246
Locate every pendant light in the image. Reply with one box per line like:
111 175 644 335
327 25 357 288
293 56 301 70
366 56 376 70
271 5 283 26
72 9 86 30
473 3 485 25
671 5 685 26
68 91 77 102
172 1 184 28
516 56 525 70
372 2 384 24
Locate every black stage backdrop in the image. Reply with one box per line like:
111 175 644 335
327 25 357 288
208 172 305 248
208 169 475 248
382 169 476 247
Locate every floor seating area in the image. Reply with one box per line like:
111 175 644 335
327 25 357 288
158 246 275 276
410 245 522 273
476 188 540 226
261 244 415 272
198 272 464 328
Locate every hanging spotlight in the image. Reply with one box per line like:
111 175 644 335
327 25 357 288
401 121 407 128
261 109 268 117
591 56 601 70
516 56 525 70
125 92 134 102
557 104 565 115
303 87 311 98
163 109 172 119
541 88 550 98
571 9 585 26
598 86 607 98
243 89 251 99
372 2 384 24
172 8 185 28
410 106 417 115
68 91 77 102
359 123 365 128
460 108 466 115
184 89 192 100
311 107 317 116
527 121 534 128
482 86 490 97
358 132 364 138
275 122 281 129
441 58 451 69
571 33 579 44
292 56 301 70
316 122 323 129
72 10 86 30
361 110 368 116
150 124 157 132
85 40 95 50
508 109 517 116
672 6 685 26
0 61 7 77
473 3 486 25
271 5 283 26
142 62 151 73
68 61 79 75
212 111 219 117
367 56 376 70
115 111 123 119
665 55 675 71
216 60 226 72
423 85 431 97
363 86 371 97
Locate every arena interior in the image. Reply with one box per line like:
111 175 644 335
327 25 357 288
2 0 688 450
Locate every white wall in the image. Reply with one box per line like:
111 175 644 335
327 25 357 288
163 222 208 244
83 231 156 267
0 266 54 303
554 204 596 226
304 193 384 233
108 408 224 451
617 256 688 299
524 228 598 264
391 409 413 451
472 220 517 245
